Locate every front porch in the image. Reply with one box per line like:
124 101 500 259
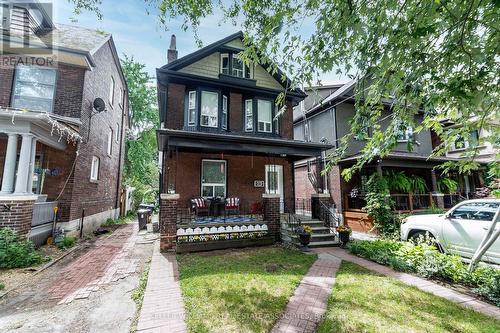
0 108 80 244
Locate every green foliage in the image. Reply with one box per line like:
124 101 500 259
413 207 446 215
384 170 412 193
121 56 159 208
363 173 398 236
410 176 428 194
348 239 500 306
0 228 43 269
103 216 129 226
437 177 459 194
0 283 4 290
57 236 77 250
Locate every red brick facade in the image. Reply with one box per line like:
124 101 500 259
159 194 179 251
0 197 37 237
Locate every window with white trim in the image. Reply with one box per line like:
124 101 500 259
274 104 280 134
109 76 115 105
188 91 196 125
257 99 272 133
12 65 57 112
232 56 244 78
222 95 228 130
245 99 253 131
200 91 218 127
201 160 226 197
107 128 113 155
220 53 229 74
90 156 100 181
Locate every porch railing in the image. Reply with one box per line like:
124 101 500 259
315 200 340 232
31 201 58 228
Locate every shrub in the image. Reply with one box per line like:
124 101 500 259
0 283 5 290
347 239 500 306
57 236 77 250
363 174 398 236
103 217 129 226
0 228 43 268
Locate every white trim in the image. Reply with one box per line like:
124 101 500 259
222 95 228 130
245 99 253 131
90 156 99 180
220 53 229 74
188 90 196 125
200 91 219 128
201 159 226 197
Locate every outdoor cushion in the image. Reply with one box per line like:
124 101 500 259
192 197 207 208
225 197 240 209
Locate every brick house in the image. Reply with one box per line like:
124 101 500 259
156 32 331 252
293 81 486 233
0 2 129 244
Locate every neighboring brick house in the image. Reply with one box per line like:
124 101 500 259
293 81 485 233
0 2 129 244
156 32 331 252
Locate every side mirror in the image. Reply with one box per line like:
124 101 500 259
444 213 451 219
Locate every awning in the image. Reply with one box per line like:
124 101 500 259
157 129 333 160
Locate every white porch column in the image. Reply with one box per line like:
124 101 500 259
27 137 37 194
1 133 18 193
14 133 33 194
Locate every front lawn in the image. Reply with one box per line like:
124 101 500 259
317 262 500 333
177 246 316 333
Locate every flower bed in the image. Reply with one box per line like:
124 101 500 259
348 239 500 306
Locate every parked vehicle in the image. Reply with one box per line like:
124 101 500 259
400 199 500 264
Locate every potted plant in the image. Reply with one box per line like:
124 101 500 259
336 225 352 248
295 225 313 250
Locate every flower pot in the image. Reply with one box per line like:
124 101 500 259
339 232 350 248
299 233 311 247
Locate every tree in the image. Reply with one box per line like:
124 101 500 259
121 56 159 207
72 0 499 180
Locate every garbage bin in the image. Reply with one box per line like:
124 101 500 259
137 209 150 230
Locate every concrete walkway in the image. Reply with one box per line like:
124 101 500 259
271 255 341 333
136 242 187 333
314 247 500 321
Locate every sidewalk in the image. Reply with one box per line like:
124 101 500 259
136 242 187 333
314 247 500 320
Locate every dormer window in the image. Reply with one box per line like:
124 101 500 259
220 53 251 79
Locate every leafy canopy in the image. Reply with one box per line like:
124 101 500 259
71 0 499 179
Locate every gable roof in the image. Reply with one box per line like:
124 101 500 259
159 31 305 97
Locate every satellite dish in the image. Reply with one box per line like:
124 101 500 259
93 98 106 113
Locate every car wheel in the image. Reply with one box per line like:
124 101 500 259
409 231 443 252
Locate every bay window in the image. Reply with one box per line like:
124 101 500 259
201 160 226 197
245 99 253 131
200 91 218 127
12 65 56 112
222 95 228 129
188 91 196 125
257 99 272 133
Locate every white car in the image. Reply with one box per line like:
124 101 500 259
401 199 500 264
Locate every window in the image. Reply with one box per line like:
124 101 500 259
220 53 229 74
118 87 123 108
232 56 245 78
257 99 272 132
90 156 100 181
453 130 479 150
222 95 228 130
274 104 280 134
397 125 413 141
107 128 113 155
245 99 253 131
109 76 115 105
188 91 196 125
1 3 12 30
12 65 57 112
450 202 499 221
201 160 226 197
200 91 218 127
115 123 120 142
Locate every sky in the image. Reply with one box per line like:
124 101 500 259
54 0 348 84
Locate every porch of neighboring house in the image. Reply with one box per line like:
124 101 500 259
0 109 80 245
338 154 483 234
156 129 332 252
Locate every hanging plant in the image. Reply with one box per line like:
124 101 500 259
410 176 429 194
384 170 412 193
437 177 458 194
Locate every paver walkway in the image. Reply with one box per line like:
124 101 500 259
271 254 341 333
136 242 187 333
47 223 139 304
315 247 500 321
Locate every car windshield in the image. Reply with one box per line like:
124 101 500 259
450 202 499 221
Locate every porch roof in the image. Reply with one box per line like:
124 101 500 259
157 129 332 160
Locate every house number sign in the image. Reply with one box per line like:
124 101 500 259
254 180 265 188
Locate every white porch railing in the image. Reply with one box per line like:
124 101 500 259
31 201 58 227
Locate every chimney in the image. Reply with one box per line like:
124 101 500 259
167 34 178 63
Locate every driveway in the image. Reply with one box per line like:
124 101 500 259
0 222 155 333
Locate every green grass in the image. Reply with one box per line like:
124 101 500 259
103 216 130 226
130 263 150 332
317 262 500 333
177 246 316 333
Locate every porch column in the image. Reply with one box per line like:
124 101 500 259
263 193 281 242
430 169 445 209
159 193 179 252
1 133 18 194
27 137 37 194
14 134 33 194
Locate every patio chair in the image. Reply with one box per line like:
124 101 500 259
190 197 209 216
225 197 240 215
